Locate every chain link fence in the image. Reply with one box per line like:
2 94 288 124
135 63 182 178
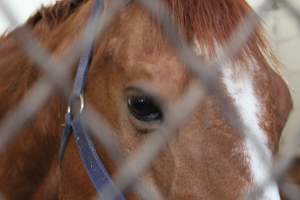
0 0 299 199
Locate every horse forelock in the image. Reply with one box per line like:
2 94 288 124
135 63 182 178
120 0 275 73
163 1 260 47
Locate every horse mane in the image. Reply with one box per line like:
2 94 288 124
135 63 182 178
26 0 85 27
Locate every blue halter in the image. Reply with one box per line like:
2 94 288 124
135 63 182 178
59 0 126 199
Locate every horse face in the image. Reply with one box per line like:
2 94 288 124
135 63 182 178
80 3 292 200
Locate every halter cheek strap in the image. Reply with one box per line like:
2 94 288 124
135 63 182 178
59 0 126 199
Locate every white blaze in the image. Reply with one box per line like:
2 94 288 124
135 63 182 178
193 38 280 199
222 64 280 200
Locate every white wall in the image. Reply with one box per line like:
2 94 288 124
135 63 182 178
0 0 55 34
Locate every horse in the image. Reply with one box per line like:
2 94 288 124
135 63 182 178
0 0 293 199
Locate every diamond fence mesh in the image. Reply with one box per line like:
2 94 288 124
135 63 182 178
0 0 299 199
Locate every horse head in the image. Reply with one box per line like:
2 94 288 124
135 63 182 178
0 0 293 199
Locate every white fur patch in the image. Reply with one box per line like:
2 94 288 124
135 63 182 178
193 38 280 199
222 65 280 200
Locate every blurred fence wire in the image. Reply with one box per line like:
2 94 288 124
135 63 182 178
0 0 299 199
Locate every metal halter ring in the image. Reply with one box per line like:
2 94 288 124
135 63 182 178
67 94 85 116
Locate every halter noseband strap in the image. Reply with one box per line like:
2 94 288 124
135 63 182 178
59 1 126 199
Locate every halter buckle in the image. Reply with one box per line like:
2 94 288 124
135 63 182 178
67 94 85 117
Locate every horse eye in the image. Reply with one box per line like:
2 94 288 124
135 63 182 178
127 95 163 122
